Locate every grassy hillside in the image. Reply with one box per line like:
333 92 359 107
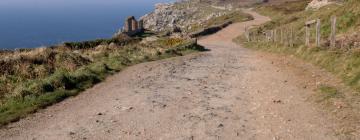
234 0 360 137
199 0 304 7
241 0 360 90
0 33 205 126
173 1 254 33
188 11 254 37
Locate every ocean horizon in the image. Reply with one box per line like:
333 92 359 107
0 0 173 49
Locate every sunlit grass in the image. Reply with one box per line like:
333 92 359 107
0 35 205 126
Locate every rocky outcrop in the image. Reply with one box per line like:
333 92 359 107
306 0 333 10
140 3 187 32
140 2 229 33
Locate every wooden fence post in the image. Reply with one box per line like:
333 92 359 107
290 27 294 47
249 32 252 42
271 30 274 42
264 31 270 42
330 16 337 48
265 30 268 42
274 29 277 43
280 28 284 44
341 40 344 48
245 27 250 42
284 28 288 46
316 19 321 47
264 31 267 42
265 31 268 42
267 30 272 42
305 24 310 47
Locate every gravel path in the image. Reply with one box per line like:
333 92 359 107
0 10 338 140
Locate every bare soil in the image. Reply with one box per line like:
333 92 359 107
0 10 348 140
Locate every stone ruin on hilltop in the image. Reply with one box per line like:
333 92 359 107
115 16 144 37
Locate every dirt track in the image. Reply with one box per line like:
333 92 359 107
0 10 341 140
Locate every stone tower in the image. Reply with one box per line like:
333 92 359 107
131 18 138 31
138 19 144 31
124 16 135 32
121 16 144 36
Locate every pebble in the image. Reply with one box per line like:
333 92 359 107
273 100 282 103
273 136 280 140
69 131 76 135
218 124 224 128
121 106 134 111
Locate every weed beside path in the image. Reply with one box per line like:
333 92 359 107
0 36 205 126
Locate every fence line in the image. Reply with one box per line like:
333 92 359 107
246 16 337 49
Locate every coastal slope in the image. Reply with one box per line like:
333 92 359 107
0 10 340 140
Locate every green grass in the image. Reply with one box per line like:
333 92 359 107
317 85 342 102
188 11 254 33
233 3 360 136
236 39 360 92
0 90 78 124
255 0 360 40
234 0 360 92
256 0 311 19
0 37 205 126
234 2 360 137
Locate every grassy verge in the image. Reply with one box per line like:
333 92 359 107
188 11 254 37
235 39 360 93
234 39 360 137
0 36 205 126
317 85 342 103
234 1 360 137
235 0 360 92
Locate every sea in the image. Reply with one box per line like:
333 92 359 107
0 0 173 49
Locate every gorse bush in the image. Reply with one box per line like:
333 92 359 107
158 38 185 46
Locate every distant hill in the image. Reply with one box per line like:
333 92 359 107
198 0 305 7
